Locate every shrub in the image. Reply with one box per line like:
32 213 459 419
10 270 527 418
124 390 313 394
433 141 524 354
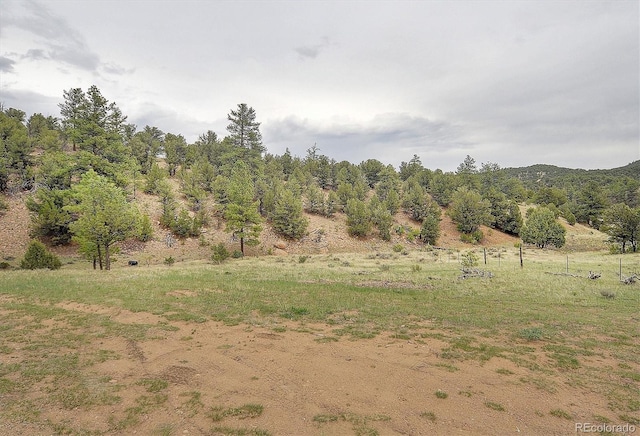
231 250 243 259
211 243 230 264
298 255 310 264
392 244 404 253
20 240 62 270
0 197 7 216
163 256 175 266
0 261 11 270
461 251 479 269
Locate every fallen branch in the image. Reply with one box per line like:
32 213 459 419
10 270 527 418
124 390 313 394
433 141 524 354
621 274 638 285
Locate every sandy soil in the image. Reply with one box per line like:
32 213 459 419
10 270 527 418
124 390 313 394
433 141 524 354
1 300 617 436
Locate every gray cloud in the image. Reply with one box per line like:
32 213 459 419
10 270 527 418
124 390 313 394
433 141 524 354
263 113 472 167
294 37 332 60
0 56 16 72
3 0 100 71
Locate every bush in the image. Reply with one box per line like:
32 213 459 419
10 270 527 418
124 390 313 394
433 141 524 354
392 244 404 253
461 251 479 269
163 256 175 266
211 243 230 264
0 197 7 216
20 240 62 270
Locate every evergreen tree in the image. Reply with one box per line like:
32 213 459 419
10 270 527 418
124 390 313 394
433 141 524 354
20 240 61 270
448 187 492 235
601 203 640 253
420 203 442 245
346 198 372 237
224 162 262 254
272 188 308 239
521 207 566 248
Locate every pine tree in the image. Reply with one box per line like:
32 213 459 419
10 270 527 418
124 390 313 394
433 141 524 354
224 162 262 254
272 189 308 240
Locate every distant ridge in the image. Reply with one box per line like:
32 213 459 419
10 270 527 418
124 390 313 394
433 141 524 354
501 160 640 186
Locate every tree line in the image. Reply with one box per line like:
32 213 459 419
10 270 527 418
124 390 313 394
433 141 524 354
1 85 639 270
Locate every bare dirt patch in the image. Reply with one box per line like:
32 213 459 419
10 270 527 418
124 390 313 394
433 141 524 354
1 302 630 435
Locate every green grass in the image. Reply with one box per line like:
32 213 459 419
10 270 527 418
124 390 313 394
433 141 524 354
0 249 638 434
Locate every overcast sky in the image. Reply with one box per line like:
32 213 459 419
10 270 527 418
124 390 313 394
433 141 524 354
1 0 638 171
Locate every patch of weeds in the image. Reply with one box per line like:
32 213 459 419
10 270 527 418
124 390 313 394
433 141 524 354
333 325 380 339
619 414 640 425
272 325 286 333
411 264 422 272
179 391 204 417
313 412 390 435
153 423 175 436
137 378 169 393
550 409 573 420
211 427 271 436
110 394 168 431
435 363 459 372
519 376 558 393
441 336 504 363
314 336 339 343
313 414 339 424
298 255 310 264
518 327 544 341
435 390 448 399
207 404 264 422
485 402 505 412
548 352 580 370
420 411 436 422
593 415 612 423
458 390 473 397
281 306 309 320
496 368 514 375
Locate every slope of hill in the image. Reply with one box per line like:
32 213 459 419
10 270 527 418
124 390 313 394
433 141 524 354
1 185 608 269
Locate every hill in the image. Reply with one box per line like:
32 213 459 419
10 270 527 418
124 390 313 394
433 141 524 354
502 160 640 187
1 183 608 269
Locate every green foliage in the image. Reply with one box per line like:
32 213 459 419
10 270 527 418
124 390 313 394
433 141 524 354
163 256 175 265
345 198 372 237
172 209 200 238
460 251 479 269
448 187 492 234
521 207 566 248
67 170 139 270
485 188 523 235
0 197 7 216
272 189 308 240
26 189 73 245
369 197 393 241
601 203 640 253
144 163 167 195
211 243 230 264
419 202 442 245
20 240 61 270
225 162 262 254
137 213 154 242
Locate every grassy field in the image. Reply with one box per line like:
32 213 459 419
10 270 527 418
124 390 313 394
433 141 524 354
0 246 639 435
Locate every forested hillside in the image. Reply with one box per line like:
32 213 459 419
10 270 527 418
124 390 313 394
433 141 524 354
1 86 639 269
